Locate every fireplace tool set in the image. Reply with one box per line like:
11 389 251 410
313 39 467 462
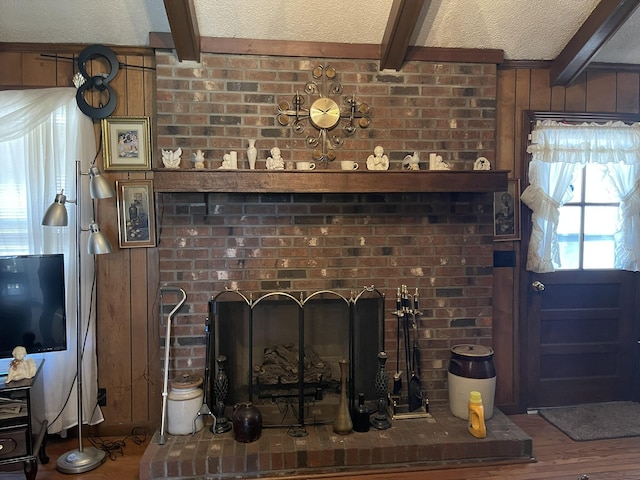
390 285 430 419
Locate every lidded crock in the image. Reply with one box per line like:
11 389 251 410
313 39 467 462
448 344 496 379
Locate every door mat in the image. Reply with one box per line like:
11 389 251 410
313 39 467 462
539 401 640 441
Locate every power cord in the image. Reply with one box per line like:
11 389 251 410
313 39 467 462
46 256 101 434
87 427 147 461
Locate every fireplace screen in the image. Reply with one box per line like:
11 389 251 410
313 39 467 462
207 287 384 431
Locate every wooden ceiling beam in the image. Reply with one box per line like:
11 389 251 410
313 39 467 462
149 33 502 64
380 0 426 71
162 0 201 62
550 0 640 86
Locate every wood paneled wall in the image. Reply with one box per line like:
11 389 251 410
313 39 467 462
0 45 159 433
4 43 640 428
492 67 640 413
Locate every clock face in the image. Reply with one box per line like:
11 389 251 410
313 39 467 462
309 97 341 130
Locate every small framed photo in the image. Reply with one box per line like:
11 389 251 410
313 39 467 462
116 179 156 248
102 116 151 171
494 179 521 241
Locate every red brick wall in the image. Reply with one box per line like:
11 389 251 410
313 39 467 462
155 52 497 404
155 53 496 169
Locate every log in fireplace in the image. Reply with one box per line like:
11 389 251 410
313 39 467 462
206 287 384 434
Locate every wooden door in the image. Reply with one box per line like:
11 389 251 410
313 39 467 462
525 269 637 408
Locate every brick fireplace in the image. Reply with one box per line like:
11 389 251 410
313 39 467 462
154 50 498 405
148 50 508 476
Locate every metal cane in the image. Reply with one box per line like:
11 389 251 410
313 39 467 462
158 287 187 445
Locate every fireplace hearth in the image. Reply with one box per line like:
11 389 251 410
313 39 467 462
207 287 384 431
140 405 533 480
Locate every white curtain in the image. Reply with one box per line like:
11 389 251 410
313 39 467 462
0 87 104 433
523 120 640 273
604 163 640 270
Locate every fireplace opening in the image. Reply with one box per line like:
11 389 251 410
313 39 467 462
207 288 384 430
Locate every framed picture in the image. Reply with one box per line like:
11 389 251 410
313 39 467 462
493 179 521 241
116 179 156 248
102 116 151 171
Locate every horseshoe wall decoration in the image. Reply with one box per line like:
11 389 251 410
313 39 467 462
75 44 119 119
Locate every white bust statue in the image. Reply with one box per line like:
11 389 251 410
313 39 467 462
6 346 37 382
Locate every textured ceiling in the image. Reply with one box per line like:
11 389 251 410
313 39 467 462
1 0 638 64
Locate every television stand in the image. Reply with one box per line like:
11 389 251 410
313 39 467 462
0 359 48 480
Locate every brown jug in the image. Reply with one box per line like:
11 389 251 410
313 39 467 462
232 402 262 443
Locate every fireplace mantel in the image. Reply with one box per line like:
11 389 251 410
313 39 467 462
151 170 509 193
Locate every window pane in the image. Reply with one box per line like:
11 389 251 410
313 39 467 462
557 205 581 270
585 164 617 203
0 183 29 255
566 167 584 204
583 205 617 269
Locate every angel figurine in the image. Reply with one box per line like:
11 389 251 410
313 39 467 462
366 146 389 171
162 148 182 169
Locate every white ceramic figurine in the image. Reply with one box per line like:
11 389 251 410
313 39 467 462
162 148 182 169
266 147 285 170
402 151 420 170
6 346 37 383
193 149 206 169
473 157 491 170
366 146 389 170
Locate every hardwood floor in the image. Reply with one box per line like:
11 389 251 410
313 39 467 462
5 414 640 480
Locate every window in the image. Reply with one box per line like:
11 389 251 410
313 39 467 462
0 182 29 254
523 117 640 273
557 164 619 270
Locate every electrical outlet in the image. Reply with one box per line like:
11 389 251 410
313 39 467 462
98 387 107 406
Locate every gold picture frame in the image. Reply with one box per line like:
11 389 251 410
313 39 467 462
102 116 151 171
493 179 521 241
116 179 156 248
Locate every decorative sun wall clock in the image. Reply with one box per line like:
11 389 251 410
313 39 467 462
277 65 370 165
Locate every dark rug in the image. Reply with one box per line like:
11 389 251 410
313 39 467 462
539 401 640 441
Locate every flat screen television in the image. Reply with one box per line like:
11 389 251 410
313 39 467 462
0 254 67 359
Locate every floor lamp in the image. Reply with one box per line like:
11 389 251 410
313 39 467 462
42 160 114 474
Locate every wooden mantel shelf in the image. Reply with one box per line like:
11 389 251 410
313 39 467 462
151 169 509 193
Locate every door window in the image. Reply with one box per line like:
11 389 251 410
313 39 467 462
557 164 619 270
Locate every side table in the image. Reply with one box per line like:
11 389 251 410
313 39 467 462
0 359 48 480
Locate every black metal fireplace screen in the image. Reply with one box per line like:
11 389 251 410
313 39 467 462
206 287 384 430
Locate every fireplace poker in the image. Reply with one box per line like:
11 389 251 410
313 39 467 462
408 287 423 412
401 285 415 406
159 286 187 445
194 301 217 434
392 287 403 395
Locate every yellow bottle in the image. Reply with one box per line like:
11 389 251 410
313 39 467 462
468 391 487 438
